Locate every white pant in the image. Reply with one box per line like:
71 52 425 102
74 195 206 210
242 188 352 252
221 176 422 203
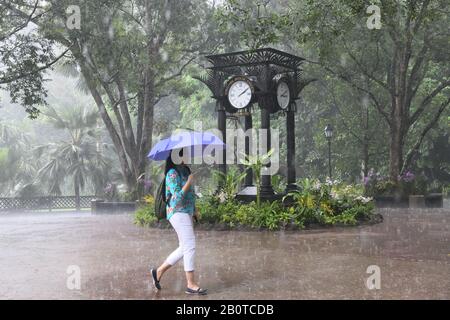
165 212 196 272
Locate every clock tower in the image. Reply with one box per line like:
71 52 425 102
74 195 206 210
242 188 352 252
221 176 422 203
196 48 312 201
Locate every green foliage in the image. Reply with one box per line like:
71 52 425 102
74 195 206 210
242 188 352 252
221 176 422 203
364 170 431 196
192 179 375 231
0 148 8 166
35 105 111 197
271 174 286 193
3 0 448 198
215 0 290 49
217 0 449 186
442 184 450 197
197 196 239 224
0 0 55 118
119 191 138 202
284 178 374 227
134 204 157 227
196 197 291 230
213 166 247 201
241 149 274 207
1 0 223 197
0 121 40 196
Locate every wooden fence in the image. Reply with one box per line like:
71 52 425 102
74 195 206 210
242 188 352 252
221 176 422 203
0 196 96 211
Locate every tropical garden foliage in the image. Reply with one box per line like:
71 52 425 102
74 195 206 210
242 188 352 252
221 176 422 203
135 176 377 231
0 0 448 203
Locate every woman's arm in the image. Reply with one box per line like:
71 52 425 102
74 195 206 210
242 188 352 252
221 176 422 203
182 174 194 193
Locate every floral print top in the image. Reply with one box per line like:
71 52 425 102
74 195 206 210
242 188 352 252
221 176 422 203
165 166 195 220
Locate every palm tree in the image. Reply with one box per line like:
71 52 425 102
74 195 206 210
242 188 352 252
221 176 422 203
36 105 111 209
0 122 39 197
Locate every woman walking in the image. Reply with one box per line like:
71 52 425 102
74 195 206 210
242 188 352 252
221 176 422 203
150 152 207 295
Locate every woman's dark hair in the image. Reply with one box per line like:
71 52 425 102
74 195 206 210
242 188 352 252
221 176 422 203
164 152 177 176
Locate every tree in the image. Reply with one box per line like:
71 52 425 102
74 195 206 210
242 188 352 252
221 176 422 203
3 0 221 197
35 105 111 209
218 0 450 184
0 0 68 118
288 0 450 182
0 121 39 196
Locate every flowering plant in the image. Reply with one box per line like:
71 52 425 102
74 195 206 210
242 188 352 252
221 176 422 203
364 169 427 196
143 194 155 205
363 169 395 196
398 170 415 183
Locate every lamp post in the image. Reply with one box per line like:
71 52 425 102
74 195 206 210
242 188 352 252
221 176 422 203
324 124 333 179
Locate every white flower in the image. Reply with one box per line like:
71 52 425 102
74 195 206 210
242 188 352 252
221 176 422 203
325 178 340 186
355 195 372 203
331 191 340 200
217 191 227 203
313 181 322 190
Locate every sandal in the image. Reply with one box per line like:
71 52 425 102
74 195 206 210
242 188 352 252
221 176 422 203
185 287 208 295
150 268 161 290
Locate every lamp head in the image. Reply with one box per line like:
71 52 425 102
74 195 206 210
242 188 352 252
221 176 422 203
324 124 333 139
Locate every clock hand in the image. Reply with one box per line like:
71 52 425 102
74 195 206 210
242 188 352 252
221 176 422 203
238 88 249 96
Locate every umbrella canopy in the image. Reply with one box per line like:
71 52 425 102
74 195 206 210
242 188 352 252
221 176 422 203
147 131 225 161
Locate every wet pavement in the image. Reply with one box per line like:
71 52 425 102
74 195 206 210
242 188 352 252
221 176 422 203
0 209 449 299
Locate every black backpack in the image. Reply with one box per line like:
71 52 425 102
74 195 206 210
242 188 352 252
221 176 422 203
154 179 168 220
155 167 189 220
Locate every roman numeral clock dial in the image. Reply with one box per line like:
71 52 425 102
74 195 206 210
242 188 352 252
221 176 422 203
276 80 290 110
226 77 254 110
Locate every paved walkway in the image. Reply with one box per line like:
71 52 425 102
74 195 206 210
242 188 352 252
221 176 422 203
0 209 449 299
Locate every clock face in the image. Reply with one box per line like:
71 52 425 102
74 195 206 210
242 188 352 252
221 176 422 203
276 81 290 109
227 79 252 109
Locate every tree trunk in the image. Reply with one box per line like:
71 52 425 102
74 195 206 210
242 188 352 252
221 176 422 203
388 47 409 183
135 1 157 199
362 142 369 178
72 43 136 192
74 177 80 211
361 100 370 178
389 118 405 182
136 69 155 200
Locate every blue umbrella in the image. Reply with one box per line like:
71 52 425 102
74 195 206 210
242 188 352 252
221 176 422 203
147 131 226 161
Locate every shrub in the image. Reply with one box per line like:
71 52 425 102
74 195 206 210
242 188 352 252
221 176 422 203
363 169 395 196
198 199 295 230
134 196 157 226
285 178 374 227
364 169 430 197
212 167 246 201
136 179 377 231
197 196 237 223
195 179 375 230
120 191 138 202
